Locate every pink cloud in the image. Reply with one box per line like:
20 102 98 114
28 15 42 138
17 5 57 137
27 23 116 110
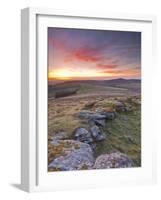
72 47 102 62
97 63 118 69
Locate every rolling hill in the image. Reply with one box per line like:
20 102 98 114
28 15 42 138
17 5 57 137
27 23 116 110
48 78 141 98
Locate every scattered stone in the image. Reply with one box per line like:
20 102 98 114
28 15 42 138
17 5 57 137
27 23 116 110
94 152 133 169
114 101 133 112
124 106 133 112
132 99 141 105
84 101 96 109
73 127 93 144
124 135 136 144
99 111 116 120
48 140 94 171
90 125 106 141
115 101 126 112
115 101 125 107
51 131 69 141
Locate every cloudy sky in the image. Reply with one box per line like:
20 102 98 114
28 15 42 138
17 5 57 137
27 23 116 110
48 27 141 80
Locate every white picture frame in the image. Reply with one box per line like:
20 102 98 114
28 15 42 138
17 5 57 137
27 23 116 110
21 7 157 192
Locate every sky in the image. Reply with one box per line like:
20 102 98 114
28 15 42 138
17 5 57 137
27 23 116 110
48 27 141 81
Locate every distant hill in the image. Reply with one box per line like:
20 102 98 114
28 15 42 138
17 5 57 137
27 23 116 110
48 78 141 98
101 78 141 85
49 78 141 87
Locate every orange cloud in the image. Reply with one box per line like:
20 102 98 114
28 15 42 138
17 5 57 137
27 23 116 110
102 67 140 77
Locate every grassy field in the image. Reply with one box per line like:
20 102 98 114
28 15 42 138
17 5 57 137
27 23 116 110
48 79 140 98
48 79 141 167
95 106 141 166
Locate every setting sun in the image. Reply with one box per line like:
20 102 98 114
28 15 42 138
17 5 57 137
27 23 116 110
48 28 141 80
48 69 114 80
48 70 72 80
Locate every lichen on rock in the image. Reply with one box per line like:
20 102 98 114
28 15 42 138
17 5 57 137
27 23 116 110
94 152 133 169
48 140 94 171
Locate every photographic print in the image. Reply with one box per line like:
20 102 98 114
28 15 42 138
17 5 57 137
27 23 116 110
48 27 141 172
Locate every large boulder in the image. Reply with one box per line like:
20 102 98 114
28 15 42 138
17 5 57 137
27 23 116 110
94 152 133 169
90 125 106 141
77 110 95 119
48 140 94 171
78 110 115 120
78 110 106 120
73 127 93 144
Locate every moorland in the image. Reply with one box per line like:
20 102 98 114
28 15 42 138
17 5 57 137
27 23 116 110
48 78 141 171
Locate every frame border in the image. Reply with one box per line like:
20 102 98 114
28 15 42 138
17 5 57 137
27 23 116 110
21 7 157 192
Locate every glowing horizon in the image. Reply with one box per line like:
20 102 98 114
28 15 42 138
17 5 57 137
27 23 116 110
48 28 141 81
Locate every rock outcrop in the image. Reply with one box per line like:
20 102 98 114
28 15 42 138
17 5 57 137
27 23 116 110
90 125 106 141
73 125 106 145
78 110 107 120
48 140 94 171
48 100 136 171
73 127 94 144
88 119 106 127
78 110 116 120
93 152 133 169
